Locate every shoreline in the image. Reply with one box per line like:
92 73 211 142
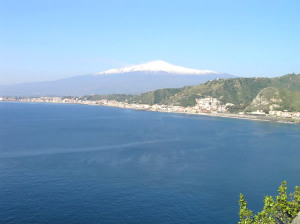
133 107 298 124
2 100 299 125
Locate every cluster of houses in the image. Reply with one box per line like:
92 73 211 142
269 110 300 119
247 109 300 118
1 96 299 120
195 97 228 113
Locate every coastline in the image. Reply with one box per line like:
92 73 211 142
2 100 299 125
133 107 299 124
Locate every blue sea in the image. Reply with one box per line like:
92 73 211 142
0 102 299 224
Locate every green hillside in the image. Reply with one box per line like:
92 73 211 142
278 88 300 111
271 73 300 91
85 74 300 112
127 73 300 112
128 88 182 105
79 94 134 102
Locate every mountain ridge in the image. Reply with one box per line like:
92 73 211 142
0 61 233 97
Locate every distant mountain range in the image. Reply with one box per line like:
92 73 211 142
85 73 300 112
0 61 234 97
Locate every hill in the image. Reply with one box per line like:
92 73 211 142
124 73 300 112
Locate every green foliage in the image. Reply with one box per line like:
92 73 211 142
128 88 182 105
80 94 133 102
239 193 254 224
179 95 199 107
239 181 300 224
271 73 300 92
277 89 300 112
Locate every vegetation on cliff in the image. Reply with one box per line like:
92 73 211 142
79 94 134 102
239 181 300 224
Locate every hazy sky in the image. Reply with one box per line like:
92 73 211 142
1 0 300 84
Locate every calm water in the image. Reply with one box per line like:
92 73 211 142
0 102 299 224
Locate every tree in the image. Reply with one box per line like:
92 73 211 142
239 181 300 224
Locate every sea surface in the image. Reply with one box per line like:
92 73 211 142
0 102 299 224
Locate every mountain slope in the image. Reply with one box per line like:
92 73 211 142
244 87 282 112
0 61 234 97
126 74 300 112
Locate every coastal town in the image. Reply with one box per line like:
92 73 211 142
1 96 300 123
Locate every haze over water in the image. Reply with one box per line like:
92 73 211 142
1 102 300 224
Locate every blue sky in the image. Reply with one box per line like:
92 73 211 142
1 0 300 84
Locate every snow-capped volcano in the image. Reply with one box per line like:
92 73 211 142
0 61 234 96
96 60 218 75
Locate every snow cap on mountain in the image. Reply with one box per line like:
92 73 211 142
96 60 218 75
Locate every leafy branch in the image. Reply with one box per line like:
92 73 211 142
239 181 300 224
